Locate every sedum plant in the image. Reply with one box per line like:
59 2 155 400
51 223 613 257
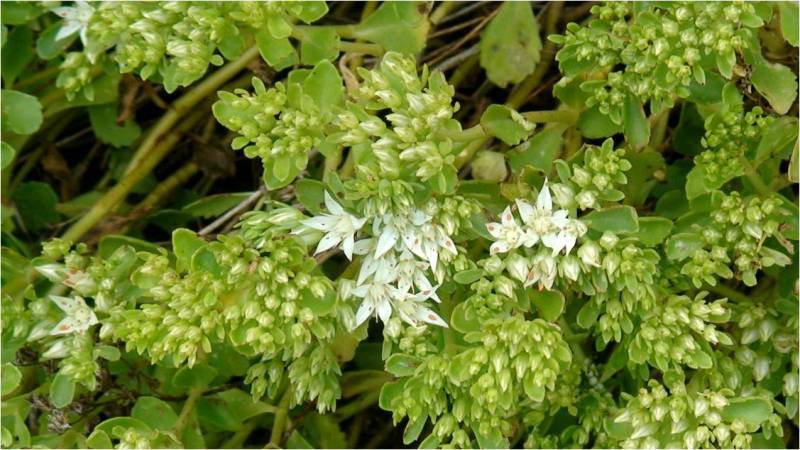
1 1 798 449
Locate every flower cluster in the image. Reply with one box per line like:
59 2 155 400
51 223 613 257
381 316 572 448
299 192 453 330
51 1 328 97
613 379 781 449
678 191 791 287
214 78 325 188
554 139 632 210
552 2 764 121
695 98 772 187
629 292 732 371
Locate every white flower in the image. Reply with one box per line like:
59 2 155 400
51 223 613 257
35 263 68 283
486 206 525 255
297 192 367 260
393 292 448 328
489 180 586 257
524 251 557 290
578 241 602 267
49 295 98 336
41 339 71 359
351 274 402 327
516 181 572 254
373 210 456 273
52 1 93 45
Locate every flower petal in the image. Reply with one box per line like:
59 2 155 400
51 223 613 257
342 234 355 261
375 225 398 257
315 232 342 255
324 191 344 215
537 181 552 211
354 301 374 327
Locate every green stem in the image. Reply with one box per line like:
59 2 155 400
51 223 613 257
124 45 259 176
706 283 751 304
335 389 381 422
338 41 384 55
60 108 206 242
430 2 458 25
222 418 259 449
12 65 60 89
173 387 204 441
740 156 772 196
558 317 587 365
269 388 292 447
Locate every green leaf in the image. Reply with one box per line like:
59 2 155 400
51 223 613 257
173 364 218 389
721 398 773 425
576 301 600 329
378 379 406 411
665 232 705 261
1 89 42 135
301 413 347 449
453 269 483 284
622 94 649 149
385 354 423 377
354 2 428 53
303 60 343 113
480 104 534 146
530 289 565 321
12 181 59 232
581 206 639 233
779 2 799 47
131 397 178 431
750 58 798 115
474 427 508 449
479 1 541 87
578 106 622 138
300 27 340 65
1 141 15 169
98 235 160 259
295 1 329 23
1 2 44 25
86 430 113 450
181 192 253 218
632 217 673 246
172 228 205 273
94 417 152 437
36 22 76 60
1 364 22 396
47 73 121 114
756 117 798 163
88 103 141 147
286 431 314 449
94 345 120 362
1 26 34 86
507 124 567 173
254 30 297 71
402 414 427 445
684 166 711 200
296 179 326 214
49 373 75 409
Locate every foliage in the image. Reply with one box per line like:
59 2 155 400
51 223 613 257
1 1 798 449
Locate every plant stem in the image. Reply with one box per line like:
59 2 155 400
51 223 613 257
558 317 587 365
706 283 751 304
222 418 259 449
124 45 259 176
740 156 772 196
174 387 204 441
60 108 206 242
335 389 381 422
269 388 293 447
338 41 384 55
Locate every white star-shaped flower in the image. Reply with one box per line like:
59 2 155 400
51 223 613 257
486 206 525 255
49 295 98 336
297 192 367 260
393 292 448 328
516 181 571 253
52 1 93 45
